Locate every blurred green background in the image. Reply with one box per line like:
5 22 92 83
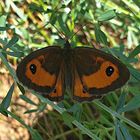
0 0 140 140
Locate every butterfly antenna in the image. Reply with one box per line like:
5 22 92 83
52 24 68 41
68 23 88 41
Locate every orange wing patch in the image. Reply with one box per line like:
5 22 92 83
95 57 104 63
83 61 119 88
25 56 56 87
46 71 64 101
73 70 95 101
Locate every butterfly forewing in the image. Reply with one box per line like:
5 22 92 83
16 46 65 100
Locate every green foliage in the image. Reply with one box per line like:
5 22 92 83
95 24 108 45
0 83 14 116
0 0 140 140
119 94 140 112
97 9 116 22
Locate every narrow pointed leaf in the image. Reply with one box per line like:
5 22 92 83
0 83 14 110
119 94 140 112
129 44 140 58
95 24 108 46
97 10 116 22
20 95 37 106
4 35 19 50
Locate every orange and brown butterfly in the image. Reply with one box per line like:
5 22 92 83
16 40 130 102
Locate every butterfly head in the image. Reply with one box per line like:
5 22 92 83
64 40 71 49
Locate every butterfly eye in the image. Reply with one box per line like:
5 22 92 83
106 66 114 76
30 64 37 74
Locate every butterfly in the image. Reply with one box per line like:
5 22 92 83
16 40 130 102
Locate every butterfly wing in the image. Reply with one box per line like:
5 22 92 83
16 46 64 101
73 47 130 101
45 64 65 101
73 68 102 102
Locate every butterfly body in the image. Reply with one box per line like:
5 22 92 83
16 41 130 102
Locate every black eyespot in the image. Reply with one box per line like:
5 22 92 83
30 64 36 74
106 66 114 76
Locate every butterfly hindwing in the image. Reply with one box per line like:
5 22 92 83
73 68 102 102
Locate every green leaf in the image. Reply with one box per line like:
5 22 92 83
0 110 8 117
95 100 140 131
0 26 10 31
6 110 29 129
68 103 83 121
129 67 140 81
97 9 116 22
38 103 46 112
62 112 75 128
0 38 7 46
2 50 24 57
6 109 28 127
0 83 14 110
24 109 38 114
119 94 140 112
50 14 57 25
29 129 43 140
0 52 18 81
129 44 140 58
129 86 140 95
20 95 37 106
119 122 133 140
119 44 125 53
95 24 108 46
17 83 25 95
100 115 114 127
57 15 71 37
115 120 124 140
116 92 126 113
4 35 19 50
29 3 45 12
0 15 7 26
